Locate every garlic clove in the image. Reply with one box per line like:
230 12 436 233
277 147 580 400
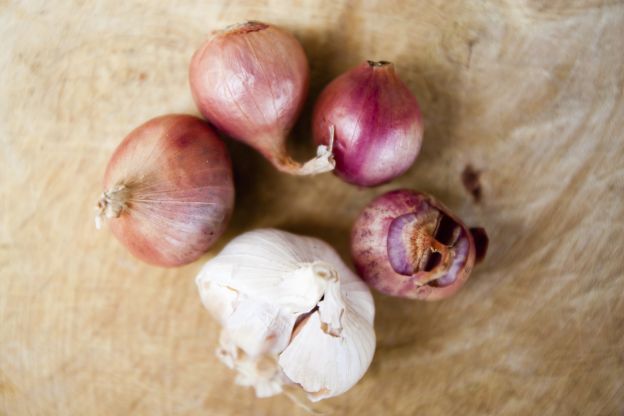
278 279 376 401
334 271 376 325
217 332 285 398
196 230 335 314
221 299 295 357
278 300 376 401
196 279 238 324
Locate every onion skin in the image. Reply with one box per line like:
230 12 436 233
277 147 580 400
313 61 423 187
99 115 234 267
351 190 487 300
189 21 314 173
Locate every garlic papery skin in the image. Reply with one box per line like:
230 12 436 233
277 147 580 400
196 229 376 401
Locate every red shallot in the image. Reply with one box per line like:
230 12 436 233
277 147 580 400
313 61 423 187
189 21 334 175
96 114 235 267
351 189 488 300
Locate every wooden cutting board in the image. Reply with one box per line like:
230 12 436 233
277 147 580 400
2 1 623 414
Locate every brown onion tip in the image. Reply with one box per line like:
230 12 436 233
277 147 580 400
367 60 392 67
222 21 269 35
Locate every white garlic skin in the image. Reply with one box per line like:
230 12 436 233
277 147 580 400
196 229 376 402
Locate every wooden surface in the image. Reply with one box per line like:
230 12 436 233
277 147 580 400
2 1 623 415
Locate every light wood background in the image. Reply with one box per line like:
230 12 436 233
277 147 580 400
2 1 623 415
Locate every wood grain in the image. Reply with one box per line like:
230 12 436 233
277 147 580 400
1 1 623 415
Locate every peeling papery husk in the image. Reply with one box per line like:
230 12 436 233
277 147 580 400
196 229 375 401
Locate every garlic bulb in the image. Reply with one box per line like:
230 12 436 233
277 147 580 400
196 229 376 402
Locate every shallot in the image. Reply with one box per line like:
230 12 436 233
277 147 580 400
189 21 334 175
313 61 423 186
351 189 488 300
96 114 234 267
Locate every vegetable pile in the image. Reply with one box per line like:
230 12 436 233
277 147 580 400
96 20 488 404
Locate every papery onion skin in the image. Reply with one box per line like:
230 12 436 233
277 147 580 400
351 189 487 300
312 61 423 187
189 21 319 174
99 114 234 267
